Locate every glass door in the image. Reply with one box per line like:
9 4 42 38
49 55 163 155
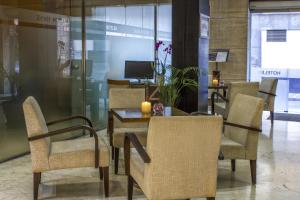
0 0 172 162
249 12 300 113
0 1 84 162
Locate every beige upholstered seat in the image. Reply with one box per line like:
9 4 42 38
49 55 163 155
258 78 278 124
220 94 264 184
127 116 223 200
221 135 246 158
214 102 226 116
214 82 259 119
108 88 148 174
49 137 109 170
23 97 110 199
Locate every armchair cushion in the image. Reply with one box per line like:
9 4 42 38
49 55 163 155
113 128 148 148
49 135 110 170
221 135 246 159
214 102 226 116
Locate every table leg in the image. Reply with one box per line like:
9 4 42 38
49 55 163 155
108 111 114 159
223 88 227 97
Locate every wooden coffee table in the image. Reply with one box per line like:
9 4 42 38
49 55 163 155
108 107 188 141
208 85 228 97
111 107 188 123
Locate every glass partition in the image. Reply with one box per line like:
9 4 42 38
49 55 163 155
0 1 83 162
0 1 172 162
86 5 156 128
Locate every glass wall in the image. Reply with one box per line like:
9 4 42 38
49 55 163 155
249 12 300 113
85 3 172 129
0 1 172 162
0 1 83 162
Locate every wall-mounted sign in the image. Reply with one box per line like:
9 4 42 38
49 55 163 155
209 49 230 63
261 68 288 78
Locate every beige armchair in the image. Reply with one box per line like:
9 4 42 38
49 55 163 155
212 82 259 119
124 116 223 200
108 88 148 174
23 97 110 199
258 78 278 124
220 94 264 184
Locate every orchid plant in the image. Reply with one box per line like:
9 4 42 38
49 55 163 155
154 40 172 81
154 40 198 106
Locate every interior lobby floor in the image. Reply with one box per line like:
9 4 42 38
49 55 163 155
1 113 300 200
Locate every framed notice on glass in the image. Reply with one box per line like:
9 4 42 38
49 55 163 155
200 13 210 38
209 49 230 63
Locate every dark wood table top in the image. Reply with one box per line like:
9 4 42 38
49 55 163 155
111 107 188 123
208 85 228 89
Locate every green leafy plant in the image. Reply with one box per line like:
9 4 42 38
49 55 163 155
154 41 198 106
158 66 198 106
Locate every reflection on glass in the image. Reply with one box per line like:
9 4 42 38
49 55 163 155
0 1 83 162
0 1 172 162
86 5 162 128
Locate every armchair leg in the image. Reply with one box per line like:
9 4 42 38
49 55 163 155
99 167 103 180
207 198 215 200
270 111 274 124
231 159 236 172
114 148 119 174
111 146 115 160
128 175 133 200
250 160 257 184
33 172 41 200
103 167 109 197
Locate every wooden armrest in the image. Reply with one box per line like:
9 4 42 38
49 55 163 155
124 133 151 175
224 121 261 132
47 115 93 128
211 92 229 115
28 125 99 168
258 90 276 97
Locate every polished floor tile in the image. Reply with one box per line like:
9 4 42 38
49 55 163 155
1 114 300 199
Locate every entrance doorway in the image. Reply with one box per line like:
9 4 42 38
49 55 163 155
249 12 300 113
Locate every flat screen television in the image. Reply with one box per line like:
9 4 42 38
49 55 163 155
124 61 154 80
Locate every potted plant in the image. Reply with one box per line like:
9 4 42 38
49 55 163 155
153 41 198 108
158 65 198 107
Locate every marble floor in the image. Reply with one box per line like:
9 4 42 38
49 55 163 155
1 113 300 200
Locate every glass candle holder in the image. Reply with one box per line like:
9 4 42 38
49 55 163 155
212 79 219 86
141 101 151 114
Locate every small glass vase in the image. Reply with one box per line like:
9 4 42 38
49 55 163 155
153 102 164 115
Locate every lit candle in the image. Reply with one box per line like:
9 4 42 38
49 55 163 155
212 79 219 86
141 101 152 114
